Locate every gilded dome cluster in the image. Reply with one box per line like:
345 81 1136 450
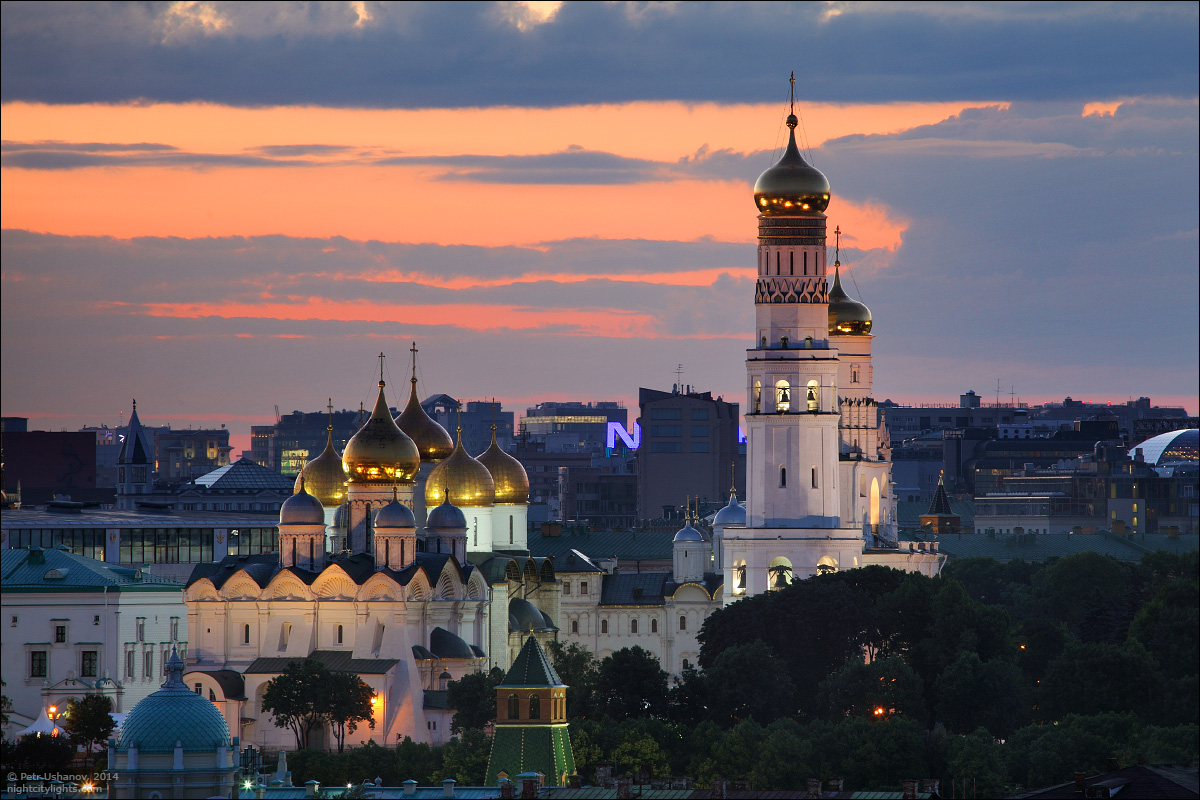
295 411 347 507
397 378 454 461
342 381 420 484
827 264 873 336
478 428 530 504
753 114 831 216
426 432 496 508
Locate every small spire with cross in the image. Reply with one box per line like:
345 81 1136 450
378 352 386 386
789 71 795 115
410 341 419 386
326 398 334 432
834 225 842 264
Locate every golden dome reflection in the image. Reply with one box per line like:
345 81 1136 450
827 263 873 336
342 381 420 483
295 408 347 507
477 427 529 504
396 377 454 462
753 114 831 216
425 431 495 508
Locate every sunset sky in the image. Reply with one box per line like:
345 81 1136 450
2 2 1197 452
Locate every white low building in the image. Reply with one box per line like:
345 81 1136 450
0 546 188 736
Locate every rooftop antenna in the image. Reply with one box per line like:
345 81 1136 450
674 364 684 393
996 378 1002 409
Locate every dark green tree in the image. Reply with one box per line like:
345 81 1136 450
818 655 925 724
613 731 670 778
324 671 376 753
261 657 329 749
62 694 116 769
446 667 504 733
1031 552 1131 636
0 680 11 727
434 729 491 785
593 647 670 720
546 640 598 718
1039 640 1157 720
705 640 795 725
667 665 708 726
933 652 1030 737
946 727 1007 800
4 733 77 777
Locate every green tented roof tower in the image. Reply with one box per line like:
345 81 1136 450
485 635 575 787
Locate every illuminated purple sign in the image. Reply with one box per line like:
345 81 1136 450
606 421 746 449
607 421 640 449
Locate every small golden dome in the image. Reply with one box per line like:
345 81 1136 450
294 423 347 508
342 381 420 484
477 427 529 504
827 264 872 335
396 378 453 462
753 115 831 216
425 432 495 508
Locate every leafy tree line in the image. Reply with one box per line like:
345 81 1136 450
285 551 1196 793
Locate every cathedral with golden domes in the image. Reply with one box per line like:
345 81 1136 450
183 348 557 751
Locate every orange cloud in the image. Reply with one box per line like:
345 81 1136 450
340 266 756 289
102 298 661 338
3 100 945 248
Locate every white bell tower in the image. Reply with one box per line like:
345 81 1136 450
724 78 865 602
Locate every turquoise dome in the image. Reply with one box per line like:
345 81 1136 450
117 650 231 754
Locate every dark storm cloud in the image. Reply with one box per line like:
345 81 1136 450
2 2 1196 107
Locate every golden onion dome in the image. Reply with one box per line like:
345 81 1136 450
425 431 495 508
342 381 420 484
294 418 347 507
396 378 454 462
753 114 831 216
476 427 529 504
827 263 872 335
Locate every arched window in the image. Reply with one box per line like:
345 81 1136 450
529 693 541 720
508 693 519 720
243 624 250 644
631 619 638 634
651 618 658 633
775 380 791 412
473 519 478 547
679 615 687 631
753 380 762 413
683 658 690 671
789 250 794 275
337 624 344 644
806 379 819 413
571 619 579 634
780 466 787 487
509 516 514 544
601 620 608 634
812 467 818 489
